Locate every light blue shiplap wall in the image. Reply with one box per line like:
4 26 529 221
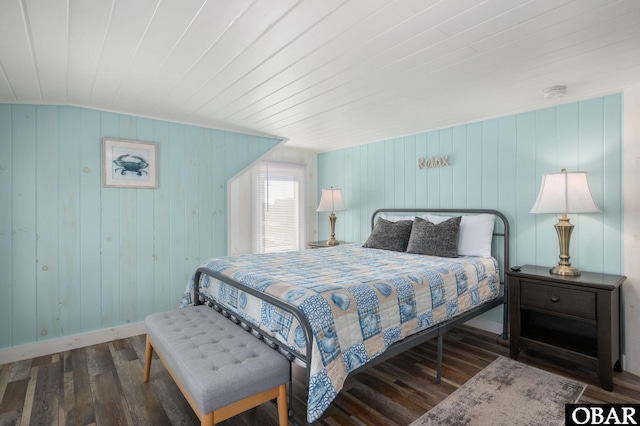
0 104 280 349
318 94 623 278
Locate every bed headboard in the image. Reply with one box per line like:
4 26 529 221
370 208 510 272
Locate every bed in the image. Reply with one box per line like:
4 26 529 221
180 208 510 423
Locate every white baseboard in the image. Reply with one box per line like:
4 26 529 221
0 322 147 365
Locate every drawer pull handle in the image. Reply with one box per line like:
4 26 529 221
550 296 559 303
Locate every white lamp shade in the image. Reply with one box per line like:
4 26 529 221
530 171 601 214
317 188 346 212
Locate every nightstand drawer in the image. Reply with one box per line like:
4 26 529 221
520 281 595 320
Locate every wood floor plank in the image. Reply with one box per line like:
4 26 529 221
331 389 397 426
346 379 416 425
30 355 52 368
316 404 360 426
85 343 116 377
355 371 430 414
61 368 73 426
395 377 452 410
119 393 135 426
583 384 640 404
0 410 20 426
111 338 137 362
0 363 11 407
89 372 129 426
71 348 96 426
109 342 171 426
19 367 37 426
30 359 63 426
9 361 31 382
0 379 29 415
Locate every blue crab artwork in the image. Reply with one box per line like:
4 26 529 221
113 154 149 176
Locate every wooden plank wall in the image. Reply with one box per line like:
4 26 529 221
318 94 624 276
0 104 280 350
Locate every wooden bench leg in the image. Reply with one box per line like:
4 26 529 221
201 413 214 426
144 335 153 383
277 383 288 426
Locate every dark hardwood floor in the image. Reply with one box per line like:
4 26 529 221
1 325 638 425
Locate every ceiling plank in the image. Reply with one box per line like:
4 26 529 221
23 0 69 103
90 0 161 109
0 66 16 101
0 0 41 100
67 0 114 106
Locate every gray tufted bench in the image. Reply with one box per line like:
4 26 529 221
144 306 290 426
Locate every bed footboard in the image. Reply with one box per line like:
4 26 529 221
192 267 312 366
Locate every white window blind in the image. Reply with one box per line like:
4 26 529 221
254 161 307 253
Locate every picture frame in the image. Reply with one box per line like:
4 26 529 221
102 138 158 188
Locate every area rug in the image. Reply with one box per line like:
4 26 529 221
410 356 586 426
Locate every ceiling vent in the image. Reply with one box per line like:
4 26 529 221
543 85 567 99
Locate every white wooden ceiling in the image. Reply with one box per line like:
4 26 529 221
1 0 639 152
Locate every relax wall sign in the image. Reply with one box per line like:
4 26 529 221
417 155 450 170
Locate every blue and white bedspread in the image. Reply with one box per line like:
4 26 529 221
180 244 499 422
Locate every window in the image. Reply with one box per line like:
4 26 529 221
254 161 307 253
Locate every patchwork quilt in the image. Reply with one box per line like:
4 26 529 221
180 244 499 422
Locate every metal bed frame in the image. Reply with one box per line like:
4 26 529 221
191 208 510 422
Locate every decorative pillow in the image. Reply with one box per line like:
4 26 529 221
363 218 413 252
426 213 496 257
406 216 461 257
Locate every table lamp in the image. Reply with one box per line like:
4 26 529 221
317 187 346 246
530 169 601 276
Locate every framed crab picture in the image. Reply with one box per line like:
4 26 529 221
102 138 158 188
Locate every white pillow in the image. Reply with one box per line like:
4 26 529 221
426 213 495 257
380 214 426 222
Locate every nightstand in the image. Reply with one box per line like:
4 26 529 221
508 265 625 391
307 240 346 248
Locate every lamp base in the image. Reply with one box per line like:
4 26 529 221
550 264 581 276
550 215 581 277
326 212 340 246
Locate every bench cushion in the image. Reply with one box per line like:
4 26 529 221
145 306 290 413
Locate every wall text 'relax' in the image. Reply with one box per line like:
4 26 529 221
418 155 450 170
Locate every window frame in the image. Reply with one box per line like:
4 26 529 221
252 160 308 253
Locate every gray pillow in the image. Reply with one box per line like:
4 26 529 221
363 218 413 252
406 216 461 257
